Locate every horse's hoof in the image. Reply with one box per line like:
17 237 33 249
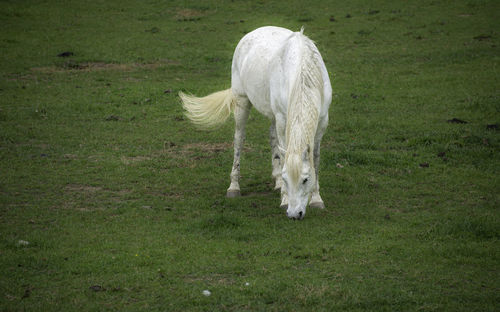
309 201 325 209
280 204 288 210
226 190 241 198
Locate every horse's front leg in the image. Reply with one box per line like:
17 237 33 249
274 115 288 209
269 119 283 190
227 96 250 197
309 139 325 209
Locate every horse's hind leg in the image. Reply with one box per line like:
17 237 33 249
269 119 283 190
226 95 251 198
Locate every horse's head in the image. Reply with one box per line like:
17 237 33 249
282 146 315 220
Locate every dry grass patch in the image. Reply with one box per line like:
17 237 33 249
31 60 180 74
182 142 232 152
183 273 236 286
64 184 133 209
175 8 208 21
121 155 152 165
65 184 102 193
161 142 233 158
153 142 234 168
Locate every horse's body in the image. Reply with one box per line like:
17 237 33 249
180 26 332 219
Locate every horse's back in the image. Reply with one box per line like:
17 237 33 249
231 26 293 117
231 26 331 122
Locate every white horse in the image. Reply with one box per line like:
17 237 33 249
180 26 332 219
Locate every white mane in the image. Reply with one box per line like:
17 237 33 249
284 31 324 183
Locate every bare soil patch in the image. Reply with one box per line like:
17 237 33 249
182 142 232 152
31 60 180 74
157 142 237 168
175 8 207 20
121 155 152 165
65 184 102 193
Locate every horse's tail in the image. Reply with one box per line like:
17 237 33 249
179 88 236 129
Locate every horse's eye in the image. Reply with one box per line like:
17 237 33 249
302 178 308 185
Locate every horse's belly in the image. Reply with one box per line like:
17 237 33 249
249 95 274 119
233 66 274 118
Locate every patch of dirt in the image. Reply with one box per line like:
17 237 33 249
473 34 492 41
486 124 499 130
63 154 78 159
121 155 151 165
156 141 241 168
447 118 467 124
72 207 102 212
63 184 133 211
65 184 102 193
89 285 105 292
31 60 180 74
183 142 232 152
184 274 235 286
65 184 131 196
243 190 275 197
160 142 233 158
175 8 206 21
57 51 74 57
170 142 253 158
146 190 183 202
105 115 123 122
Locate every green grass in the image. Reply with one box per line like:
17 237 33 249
1 0 499 311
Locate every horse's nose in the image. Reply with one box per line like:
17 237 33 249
287 210 304 220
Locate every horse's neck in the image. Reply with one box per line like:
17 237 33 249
285 108 317 179
284 74 320 179
285 34 322 153
286 108 317 154
284 122 315 183
281 32 323 182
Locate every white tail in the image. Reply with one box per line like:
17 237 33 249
179 89 236 129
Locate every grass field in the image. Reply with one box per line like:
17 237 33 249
1 0 499 310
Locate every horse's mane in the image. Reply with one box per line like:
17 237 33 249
285 29 324 183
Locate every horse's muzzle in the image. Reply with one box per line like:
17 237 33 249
287 210 304 220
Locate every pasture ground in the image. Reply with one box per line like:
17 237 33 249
0 0 498 311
